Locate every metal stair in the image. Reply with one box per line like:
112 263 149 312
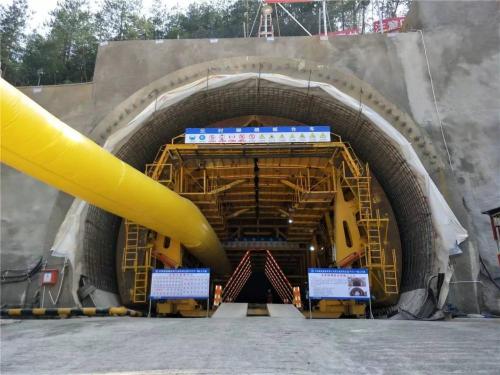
357 178 372 221
341 160 399 295
383 249 399 295
355 172 383 268
122 221 152 303
365 220 383 267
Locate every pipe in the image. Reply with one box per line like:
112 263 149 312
0 79 231 275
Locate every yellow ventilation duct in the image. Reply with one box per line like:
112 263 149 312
0 79 231 274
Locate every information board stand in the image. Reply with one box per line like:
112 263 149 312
309 295 312 320
149 268 210 317
307 268 372 319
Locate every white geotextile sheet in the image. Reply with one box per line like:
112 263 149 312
52 73 467 273
51 200 86 265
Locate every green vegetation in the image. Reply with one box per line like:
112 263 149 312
0 0 410 86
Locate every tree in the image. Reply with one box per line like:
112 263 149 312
46 0 98 82
177 2 226 39
95 0 147 41
19 33 56 85
149 0 169 39
4 0 414 86
382 0 412 18
268 1 319 36
0 0 29 84
19 0 98 85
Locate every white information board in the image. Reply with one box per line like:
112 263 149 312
185 126 331 144
308 268 370 300
149 268 210 300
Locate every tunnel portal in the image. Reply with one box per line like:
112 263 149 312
81 78 435 316
117 128 402 313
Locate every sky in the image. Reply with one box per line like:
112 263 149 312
0 0 209 31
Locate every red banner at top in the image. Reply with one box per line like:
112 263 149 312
373 17 405 33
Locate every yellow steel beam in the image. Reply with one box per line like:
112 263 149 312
277 208 290 217
280 179 307 193
227 208 252 219
324 212 335 257
0 79 231 275
210 179 246 194
334 172 363 267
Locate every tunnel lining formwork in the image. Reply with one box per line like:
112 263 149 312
82 79 434 303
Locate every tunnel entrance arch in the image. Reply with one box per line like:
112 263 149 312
78 57 452 316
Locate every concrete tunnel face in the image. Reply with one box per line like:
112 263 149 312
81 75 435 308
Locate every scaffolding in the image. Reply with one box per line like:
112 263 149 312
258 4 274 38
342 163 399 295
121 135 399 304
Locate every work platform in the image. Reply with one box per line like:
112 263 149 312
1 318 498 374
122 137 400 307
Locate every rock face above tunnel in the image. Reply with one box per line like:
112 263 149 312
1 1 498 315
404 0 500 314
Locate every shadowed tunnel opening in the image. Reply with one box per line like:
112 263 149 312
236 272 277 304
82 79 434 308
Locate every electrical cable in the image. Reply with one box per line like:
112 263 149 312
416 29 454 172
1 257 43 276
48 258 68 305
398 307 445 321
397 274 438 320
479 254 500 291
1 257 43 284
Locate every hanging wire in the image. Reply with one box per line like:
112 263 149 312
417 29 454 171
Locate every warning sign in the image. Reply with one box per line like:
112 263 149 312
185 126 331 144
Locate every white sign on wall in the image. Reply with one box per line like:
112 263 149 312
308 268 370 300
149 268 210 300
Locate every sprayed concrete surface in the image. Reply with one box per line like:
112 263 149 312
1 317 499 374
